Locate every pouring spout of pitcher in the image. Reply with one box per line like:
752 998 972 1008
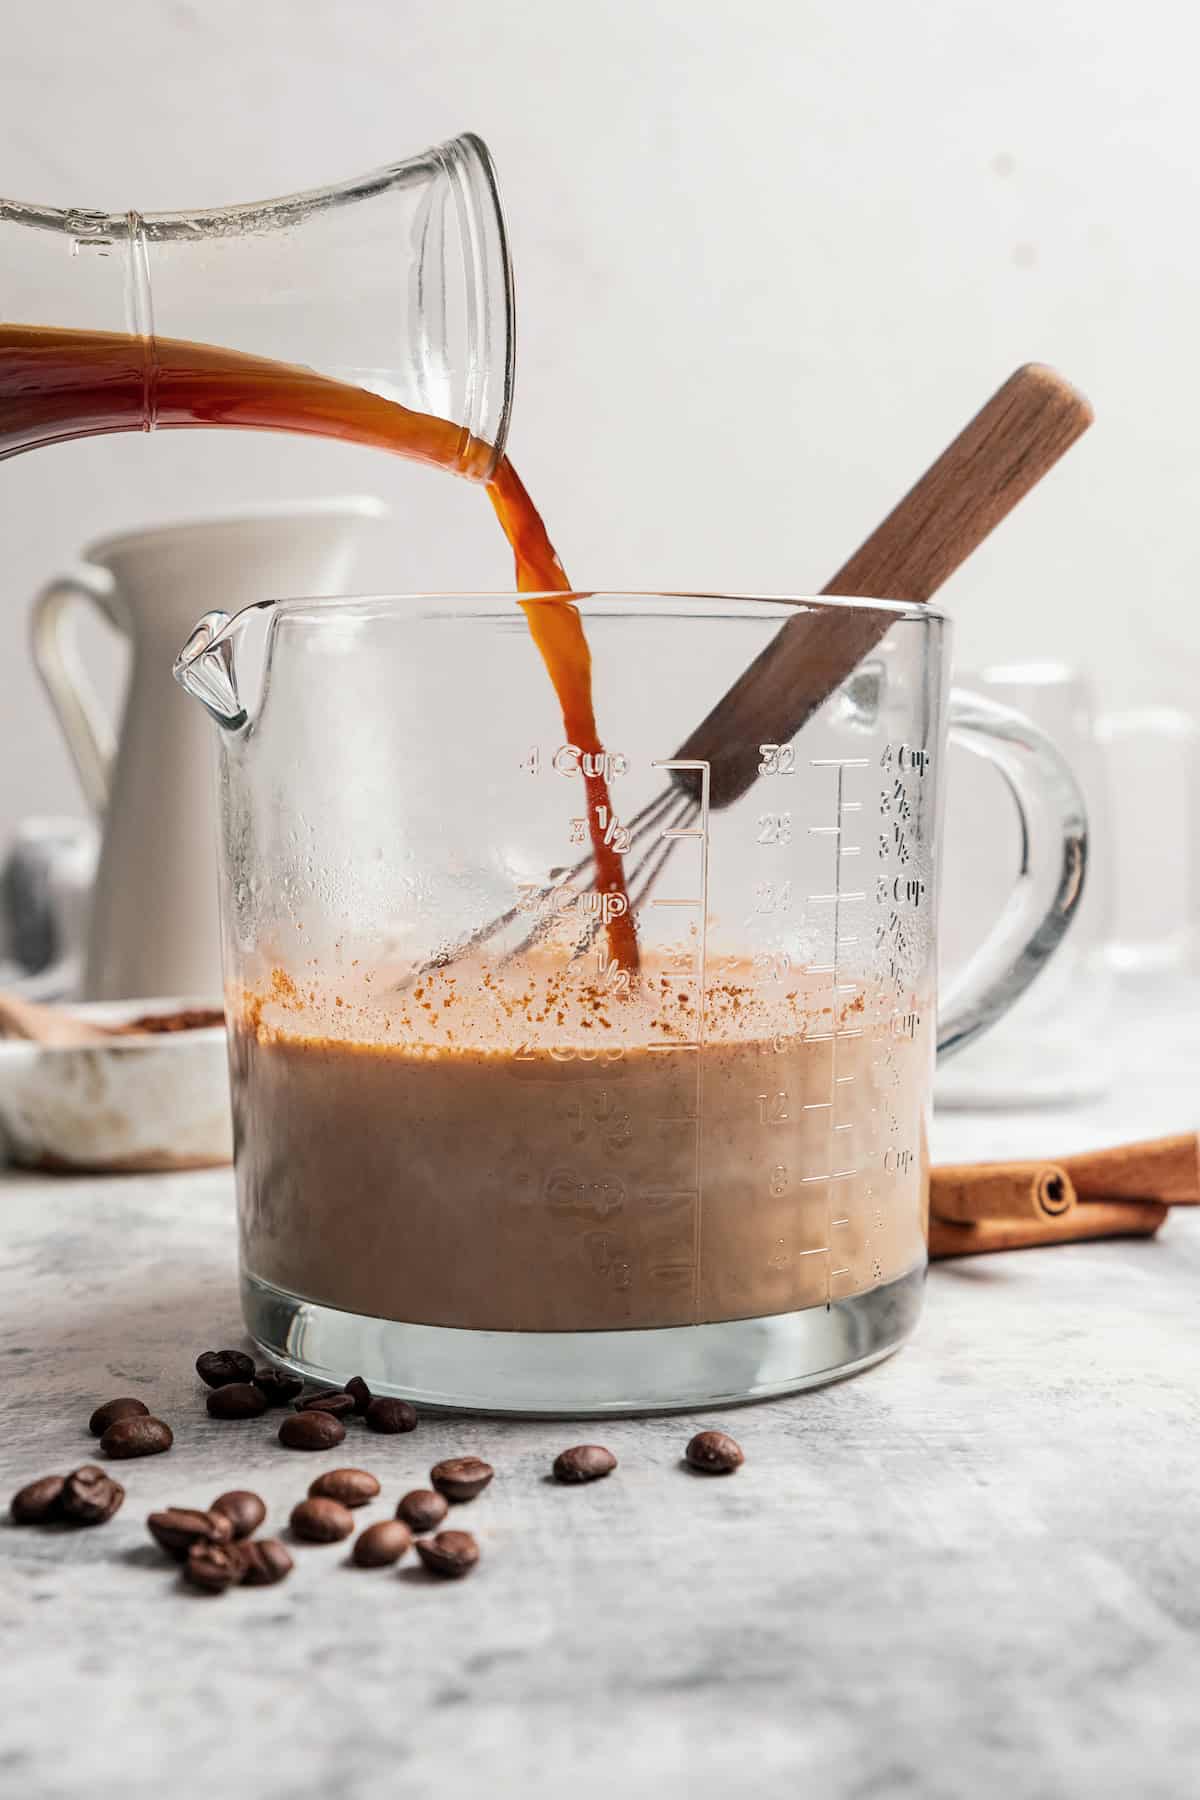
173 608 252 730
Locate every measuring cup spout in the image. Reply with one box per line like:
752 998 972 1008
173 608 250 730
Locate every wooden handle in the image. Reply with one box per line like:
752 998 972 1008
0 993 114 1047
674 364 1093 807
823 363 1093 601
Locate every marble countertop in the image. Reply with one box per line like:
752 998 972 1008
2 998 1199 1800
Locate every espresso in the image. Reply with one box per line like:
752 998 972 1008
232 962 930 1333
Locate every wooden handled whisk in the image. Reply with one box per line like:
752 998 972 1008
416 363 1093 977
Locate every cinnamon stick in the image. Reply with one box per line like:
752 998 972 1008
928 1199 1168 1260
930 1162 1075 1225
1060 1133 1200 1206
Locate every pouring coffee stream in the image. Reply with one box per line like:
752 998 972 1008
1 319 1090 980
0 321 639 971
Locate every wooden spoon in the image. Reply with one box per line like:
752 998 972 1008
0 994 224 1045
675 363 1094 807
0 992 117 1047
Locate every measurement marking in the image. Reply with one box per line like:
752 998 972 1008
646 758 713 1322
802 1101 833 1111
800 756 867 1303
826 762 846 1308
647 1041 700 1054
694 758 710 1323
794 1246 831 1259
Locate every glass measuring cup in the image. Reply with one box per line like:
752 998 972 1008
175 591 1086 1412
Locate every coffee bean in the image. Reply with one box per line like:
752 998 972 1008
195 1349 255 1390
147 1507 234 1561
185 1540 243 1593
430 1457 493 1502
100 1415 173 1459
279 1411 346 1452
290 1496 354 1543
61 1464 125 1525
396 1488 449 1534
210 1490 266 1540
238 1537 293 1586
252 1367 304 1408
685 1429 744 1474
308 1468 380 1508
353 1520 412 1568
345 1375 372 1414
416 1529 480 1579
364 1397 418 1435
88 1397 149 1438
10 1474 65 1524
206 1382 268 1420
553 1445 617 1485
292 1391 355 1419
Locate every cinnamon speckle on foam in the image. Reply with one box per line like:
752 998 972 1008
235 951 910 1064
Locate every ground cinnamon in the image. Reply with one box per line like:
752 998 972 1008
114 1008 225 1036
928 1199 1167 1260
930 1162 1075 1225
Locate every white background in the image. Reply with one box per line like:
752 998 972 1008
2 0 1196 841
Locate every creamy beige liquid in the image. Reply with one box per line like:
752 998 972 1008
232 961 930 1332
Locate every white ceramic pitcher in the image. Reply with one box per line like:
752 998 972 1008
32 498 388 999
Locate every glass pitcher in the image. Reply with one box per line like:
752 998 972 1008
0 132 512 473
176 590 1085 1415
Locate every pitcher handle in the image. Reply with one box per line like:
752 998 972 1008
30 567 124 816
937 688 1087 1060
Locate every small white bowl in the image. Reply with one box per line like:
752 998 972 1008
0 997 231 1173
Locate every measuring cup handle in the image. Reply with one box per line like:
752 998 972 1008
30 566 124 816
936 688 1087 1060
